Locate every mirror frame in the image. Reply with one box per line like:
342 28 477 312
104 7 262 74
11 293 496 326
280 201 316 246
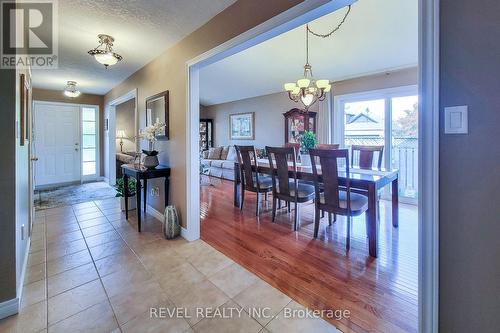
145 90 169 140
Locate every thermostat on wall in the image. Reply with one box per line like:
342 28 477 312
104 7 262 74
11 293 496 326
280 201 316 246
444 105 468 134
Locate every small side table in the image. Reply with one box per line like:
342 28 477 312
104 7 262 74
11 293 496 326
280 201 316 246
121 164 171 232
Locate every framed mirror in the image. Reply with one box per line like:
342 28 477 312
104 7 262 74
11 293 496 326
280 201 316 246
145 90 169 140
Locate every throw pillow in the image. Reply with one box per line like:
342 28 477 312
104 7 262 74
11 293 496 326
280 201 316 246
207 147 223 159
220 146 230 160
226 146 237 161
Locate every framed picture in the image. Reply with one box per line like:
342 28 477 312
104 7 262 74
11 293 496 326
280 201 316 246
229 112 254 140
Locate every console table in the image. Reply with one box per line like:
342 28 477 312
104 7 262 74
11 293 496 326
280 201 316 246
121 164 171 232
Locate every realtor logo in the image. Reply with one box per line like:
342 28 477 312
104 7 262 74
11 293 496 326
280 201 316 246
1 0 58 69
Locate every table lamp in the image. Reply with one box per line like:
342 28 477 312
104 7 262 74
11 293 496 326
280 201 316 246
116 130 127 152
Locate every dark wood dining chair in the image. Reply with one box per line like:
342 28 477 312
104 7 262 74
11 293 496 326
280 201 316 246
351 145 384 169
316 143 340 150
235 145 273 216
284 143 301 161
266 146 315 231
309 148 369 250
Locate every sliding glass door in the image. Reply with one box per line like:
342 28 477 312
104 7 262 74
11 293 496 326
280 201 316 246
336 86 418 202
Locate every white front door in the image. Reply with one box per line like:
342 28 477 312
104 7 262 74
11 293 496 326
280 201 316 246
34 103 81 187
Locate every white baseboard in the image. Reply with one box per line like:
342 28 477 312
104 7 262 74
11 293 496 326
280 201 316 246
0 298 19 320
146 205 197 242
146 205 164 222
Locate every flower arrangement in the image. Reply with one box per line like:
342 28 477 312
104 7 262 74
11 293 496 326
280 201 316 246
139 121 165 156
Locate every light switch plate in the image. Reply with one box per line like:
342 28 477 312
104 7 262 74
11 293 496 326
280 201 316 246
444 105 468 134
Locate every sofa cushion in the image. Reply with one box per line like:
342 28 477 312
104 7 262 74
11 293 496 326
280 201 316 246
200 159 212 167
221 161 235 169
207 147 222 159
226 146 237 161
211 160 224 168
220 146 230 160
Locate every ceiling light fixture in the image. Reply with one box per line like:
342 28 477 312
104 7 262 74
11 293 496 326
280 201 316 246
88 34 123 68
283 25 330 110
64 81 81 98
284 5 352 110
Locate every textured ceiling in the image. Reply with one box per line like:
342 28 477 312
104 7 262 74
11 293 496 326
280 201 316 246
32 0 236 95
199 0 418 106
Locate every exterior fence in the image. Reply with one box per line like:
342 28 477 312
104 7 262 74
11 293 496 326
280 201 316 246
345 136 418 199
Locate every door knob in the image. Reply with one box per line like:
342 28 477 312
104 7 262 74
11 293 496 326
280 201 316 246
30 157 38 161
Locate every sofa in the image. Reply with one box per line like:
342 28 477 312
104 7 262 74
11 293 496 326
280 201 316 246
201 146 237 181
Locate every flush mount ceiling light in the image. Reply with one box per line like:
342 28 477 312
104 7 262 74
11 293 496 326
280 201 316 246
284 5 352 109
88 34 123 68
64 81 81 98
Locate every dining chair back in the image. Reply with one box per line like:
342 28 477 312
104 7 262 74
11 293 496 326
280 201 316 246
351 145 384 169
316 143 340 150
284 143 301 161
235 145 259 191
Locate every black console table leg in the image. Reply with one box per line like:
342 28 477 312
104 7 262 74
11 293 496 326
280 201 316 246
136 178 142 232
123 174 129 219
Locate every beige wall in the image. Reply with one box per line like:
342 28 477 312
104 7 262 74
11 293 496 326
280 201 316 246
115 99 136 153
32 88 105 176
332 67 417 95
200 92 319 148
201 67 417 149
104 0 309 226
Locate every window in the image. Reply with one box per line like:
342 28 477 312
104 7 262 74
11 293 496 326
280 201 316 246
336 86 418 201
81 107 98 177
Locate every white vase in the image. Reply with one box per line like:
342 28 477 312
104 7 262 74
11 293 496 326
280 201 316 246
300 153 311 166
120 196 136 211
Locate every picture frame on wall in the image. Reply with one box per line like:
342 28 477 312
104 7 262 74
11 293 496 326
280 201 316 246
229 112 254 140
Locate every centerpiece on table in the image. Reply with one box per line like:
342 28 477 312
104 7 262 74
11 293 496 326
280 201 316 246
299 130 317 166
139 121 166 169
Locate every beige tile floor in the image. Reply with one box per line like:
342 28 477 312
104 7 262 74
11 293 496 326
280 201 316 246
0 197 341 333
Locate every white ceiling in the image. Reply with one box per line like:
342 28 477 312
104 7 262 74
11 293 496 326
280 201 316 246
32 0 236 95
199 0 418 106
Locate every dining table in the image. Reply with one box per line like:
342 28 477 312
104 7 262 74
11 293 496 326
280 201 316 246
233 159 399 258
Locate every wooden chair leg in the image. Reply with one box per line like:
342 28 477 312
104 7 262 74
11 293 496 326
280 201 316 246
346 216 351 251
288 202 291 213
328 213 333 226
264 192 268 201
255 193 260 216
278 199 282 209
333 214 337 222
272 197 277 222
321 210 325 218
240 189 245 210
293 202 299 231
314 206 320 238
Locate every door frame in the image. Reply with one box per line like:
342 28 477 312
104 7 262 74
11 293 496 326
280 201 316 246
33 100 101 187
105 88 138 186
186 0 440 332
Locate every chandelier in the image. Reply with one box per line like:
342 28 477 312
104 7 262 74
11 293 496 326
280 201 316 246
64 81 81 98
284 25 330 109
284 5 352 109
88 34 123 68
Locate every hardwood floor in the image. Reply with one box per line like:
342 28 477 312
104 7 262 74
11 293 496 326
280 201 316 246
200 178 418 333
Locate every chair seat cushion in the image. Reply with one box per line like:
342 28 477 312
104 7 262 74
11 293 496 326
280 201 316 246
320 191 368 214
276 181 315 199
252 175 273 190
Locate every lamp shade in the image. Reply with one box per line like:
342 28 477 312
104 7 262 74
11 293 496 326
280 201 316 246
116 130 127 139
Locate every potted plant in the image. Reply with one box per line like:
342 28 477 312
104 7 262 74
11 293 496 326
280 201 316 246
139 121 166 169
115 177 137 211
299 130 317 166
